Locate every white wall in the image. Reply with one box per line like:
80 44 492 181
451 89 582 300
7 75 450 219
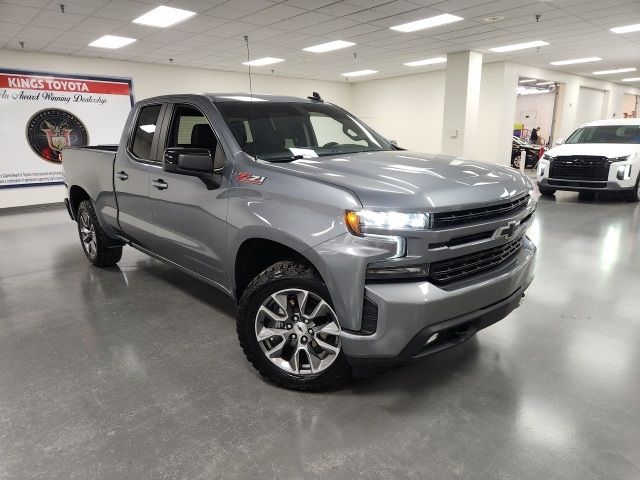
515 92 556 144
0 49 352 209
350 70 445 154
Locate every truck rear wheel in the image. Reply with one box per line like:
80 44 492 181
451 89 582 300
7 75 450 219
77 200 123 267
237 261 352 391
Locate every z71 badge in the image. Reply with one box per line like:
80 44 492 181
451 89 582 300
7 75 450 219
236 172 266 185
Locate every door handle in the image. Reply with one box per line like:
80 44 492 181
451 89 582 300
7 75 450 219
152 179 168 190
115 171 128 181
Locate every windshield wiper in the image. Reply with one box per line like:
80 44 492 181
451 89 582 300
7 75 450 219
264 155 304 163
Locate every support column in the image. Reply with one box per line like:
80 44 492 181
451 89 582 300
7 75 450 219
441 51 483 157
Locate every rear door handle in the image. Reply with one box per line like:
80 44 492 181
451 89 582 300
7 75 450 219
152 179 168 190
115 171 128 181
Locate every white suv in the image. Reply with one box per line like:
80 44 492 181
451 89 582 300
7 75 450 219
537 119 640 202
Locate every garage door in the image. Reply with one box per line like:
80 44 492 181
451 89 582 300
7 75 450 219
575 87 605 128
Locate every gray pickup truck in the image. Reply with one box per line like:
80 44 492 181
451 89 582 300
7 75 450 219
63 93 537 391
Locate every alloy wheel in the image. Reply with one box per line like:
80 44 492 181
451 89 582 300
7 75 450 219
79 211 97 259
255 288 341 375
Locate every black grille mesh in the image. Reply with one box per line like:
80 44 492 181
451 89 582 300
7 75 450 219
429 236 523 285
432 195 529 228
549 156 610 181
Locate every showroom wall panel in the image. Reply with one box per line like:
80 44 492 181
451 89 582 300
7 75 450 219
0 49 352 208
350 70 446 155
574 87 606 129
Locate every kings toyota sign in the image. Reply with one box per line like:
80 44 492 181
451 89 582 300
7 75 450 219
0 68 134 188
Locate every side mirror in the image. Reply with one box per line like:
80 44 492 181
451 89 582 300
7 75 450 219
163 147 224 177
555 138 565 145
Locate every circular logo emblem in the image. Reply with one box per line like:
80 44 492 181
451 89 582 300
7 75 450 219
26 109 89 163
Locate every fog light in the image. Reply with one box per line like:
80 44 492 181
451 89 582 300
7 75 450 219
366 264 428 280
617 164 632 180
537 162 546 176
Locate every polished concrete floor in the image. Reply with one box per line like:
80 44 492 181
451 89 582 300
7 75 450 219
1 191 639 480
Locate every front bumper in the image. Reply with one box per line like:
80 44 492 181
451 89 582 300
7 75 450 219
341 237 536 373
537 177 636 192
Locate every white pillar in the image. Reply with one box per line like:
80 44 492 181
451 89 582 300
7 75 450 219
441 51 483 157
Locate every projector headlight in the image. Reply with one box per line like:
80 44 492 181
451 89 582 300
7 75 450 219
345 210 430 235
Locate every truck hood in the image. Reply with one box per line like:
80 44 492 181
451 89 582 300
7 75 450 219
546 143 640 158
270 151 531 210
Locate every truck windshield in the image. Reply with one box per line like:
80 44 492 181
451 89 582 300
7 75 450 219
565 125 640 144
215 101 392 161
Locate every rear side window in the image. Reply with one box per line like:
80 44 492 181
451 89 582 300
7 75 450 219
131 105 162 159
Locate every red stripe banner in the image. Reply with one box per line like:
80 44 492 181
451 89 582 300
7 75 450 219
0 74 130 95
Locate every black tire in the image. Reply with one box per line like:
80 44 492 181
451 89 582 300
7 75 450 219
77 200 123 267
538 186 556 196
624 176 640 202
237 261 352 391
578 191 596 201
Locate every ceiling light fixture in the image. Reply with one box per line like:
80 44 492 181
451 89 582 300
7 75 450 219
133 6 196 28
536 81 555 86
592 67 637 75
518 79 537 83
610 23 640 34
390 14 463 32
88 35 136 49
242 57 285 66
404 56 447 67
303 40 355 53
341 70 378 77
622 77 640 82
550 57 602 65
489 40 548 52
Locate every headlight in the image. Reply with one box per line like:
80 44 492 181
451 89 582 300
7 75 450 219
345 210 430 235
611 155 630 162
541 153 555 161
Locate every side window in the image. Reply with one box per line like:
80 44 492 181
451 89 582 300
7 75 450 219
309 112 368 147
131 104 162 160
168 105 217 151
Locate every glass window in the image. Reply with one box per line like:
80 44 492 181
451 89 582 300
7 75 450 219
215 101 391 161
566 125 640 144
168 105 218 150
131 104 161 159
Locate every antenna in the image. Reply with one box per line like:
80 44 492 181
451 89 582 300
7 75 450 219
244 35 257 161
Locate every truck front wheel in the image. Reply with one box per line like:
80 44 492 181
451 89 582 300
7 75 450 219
237 261 352 391
624 176 640 202
77 200 123 267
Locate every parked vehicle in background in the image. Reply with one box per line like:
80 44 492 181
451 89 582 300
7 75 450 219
511 136 541 169
537 119 640 201
62 93 537 391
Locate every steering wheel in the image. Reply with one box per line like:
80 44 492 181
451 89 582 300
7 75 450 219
322 142 339 148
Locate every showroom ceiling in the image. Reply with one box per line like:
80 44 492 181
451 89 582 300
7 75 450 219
1 0 639 84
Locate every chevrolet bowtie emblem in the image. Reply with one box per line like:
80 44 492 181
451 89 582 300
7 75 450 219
494 220 518 240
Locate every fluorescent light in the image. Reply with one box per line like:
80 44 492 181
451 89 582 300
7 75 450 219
133 6 196 27
88 35 136 49
404 56 447 67
390 14 463 32
536 81 554 86
610 23 640 34
341 70 378 77
550 57 601 65
242 57 284 66
592 67 637 75
303 40 355 53
490 40 548 52
518 79 537 83
622 77 640 82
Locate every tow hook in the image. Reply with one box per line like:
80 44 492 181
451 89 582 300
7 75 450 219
518 292 526 306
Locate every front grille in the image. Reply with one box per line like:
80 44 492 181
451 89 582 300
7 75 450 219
429 236 523 285
549 156 610 181
432 195 529 229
